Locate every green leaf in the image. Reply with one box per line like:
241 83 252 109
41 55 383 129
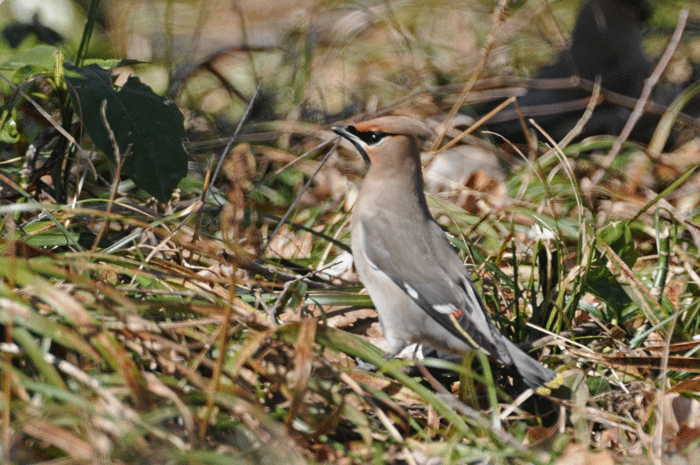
8 220 80 248
598 222 638 268
585 376 611 409
0 45 58 81
581 223 640 321
583 260 632 321
0 108 19 143
65 64 187 203
586 376 611 397
24 227 81 248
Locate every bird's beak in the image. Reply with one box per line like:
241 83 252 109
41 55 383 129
331 125 352 139
332 125 371 167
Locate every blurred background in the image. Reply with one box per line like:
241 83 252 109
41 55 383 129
2 2 700 463
3 0 698 130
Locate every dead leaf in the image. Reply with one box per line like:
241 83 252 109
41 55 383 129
555 444 615 465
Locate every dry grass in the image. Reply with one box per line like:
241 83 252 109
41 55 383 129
2 0 700 464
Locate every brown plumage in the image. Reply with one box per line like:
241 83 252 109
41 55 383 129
333 116 562 394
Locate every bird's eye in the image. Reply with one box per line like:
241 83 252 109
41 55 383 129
366 131 385 145
350 128 390 145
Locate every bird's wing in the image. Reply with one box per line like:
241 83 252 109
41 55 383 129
355 212 506 359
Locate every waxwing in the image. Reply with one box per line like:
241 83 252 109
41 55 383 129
333 116 562 394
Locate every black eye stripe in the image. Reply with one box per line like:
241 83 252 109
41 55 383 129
346 127 392 145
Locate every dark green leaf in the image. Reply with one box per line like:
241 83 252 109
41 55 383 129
586 376 611 397
598 222 638 267
581 223 640 321
65 64 187 203
582 256 633 321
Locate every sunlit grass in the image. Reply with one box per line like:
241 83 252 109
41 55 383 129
2 0 700 464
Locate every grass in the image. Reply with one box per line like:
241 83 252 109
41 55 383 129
2 0 700 463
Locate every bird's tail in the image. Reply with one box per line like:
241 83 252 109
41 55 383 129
503 339 563 395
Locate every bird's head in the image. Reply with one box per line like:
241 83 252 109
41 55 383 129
332 116 434 168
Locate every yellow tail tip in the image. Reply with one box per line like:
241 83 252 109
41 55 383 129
535 372 565 396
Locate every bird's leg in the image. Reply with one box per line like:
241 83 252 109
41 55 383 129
354 347 402 371
354 357 378 371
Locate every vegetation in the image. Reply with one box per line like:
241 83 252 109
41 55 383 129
0 0 699 463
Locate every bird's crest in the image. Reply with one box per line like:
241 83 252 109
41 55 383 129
354 116 435 140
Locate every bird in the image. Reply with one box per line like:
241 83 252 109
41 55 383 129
332 116 563 395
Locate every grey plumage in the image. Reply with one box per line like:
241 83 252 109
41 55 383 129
333 116 562 394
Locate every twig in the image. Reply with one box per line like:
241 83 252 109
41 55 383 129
591 8 689 186
339 372 404 443
415 363 537 456
0 72 88 157
257 139 340 258
430 0 509 153
599 240 664 325
193 84 260 240
267 260 349 318
90 100 130 255
346 74 700 130
554 76 602 150
200 275 235 440
654 309 681 464
426 96 516 164
2 318 12 462
252 138 335 191
521 321 600 352
529 78 601 224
